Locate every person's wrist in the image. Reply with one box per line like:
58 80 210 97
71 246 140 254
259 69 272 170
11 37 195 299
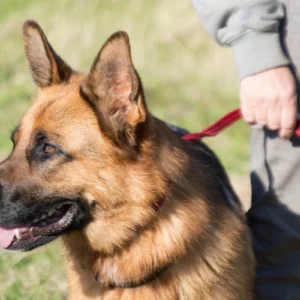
231 31 290 79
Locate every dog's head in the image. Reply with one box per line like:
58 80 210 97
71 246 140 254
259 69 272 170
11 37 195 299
0 20 171 253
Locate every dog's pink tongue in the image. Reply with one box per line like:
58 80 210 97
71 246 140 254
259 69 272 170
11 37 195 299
0 227 15 248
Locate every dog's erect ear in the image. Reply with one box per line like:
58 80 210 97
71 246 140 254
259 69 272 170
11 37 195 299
80 31 147 149
23 20 73 88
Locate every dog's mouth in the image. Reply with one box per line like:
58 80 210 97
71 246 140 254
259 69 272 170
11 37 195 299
0 201 81 251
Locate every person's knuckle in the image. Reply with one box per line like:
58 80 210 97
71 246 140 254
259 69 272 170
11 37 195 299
281 90 296 103
241 95 255 106
285 86 296 97
284 111 296 121
244 117 254 123
266 95 279 105
283 120 296 130
241 106 249 115
241 110 254 123
280 130 292 139
268 122 280 130
256 99 264 107
256 111 266 118
256 118 267 125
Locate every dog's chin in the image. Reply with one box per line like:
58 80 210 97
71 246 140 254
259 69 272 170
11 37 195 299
3 200 89 252
7 235 57 251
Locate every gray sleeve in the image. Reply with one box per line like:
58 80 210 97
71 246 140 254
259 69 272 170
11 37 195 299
192 0 290 78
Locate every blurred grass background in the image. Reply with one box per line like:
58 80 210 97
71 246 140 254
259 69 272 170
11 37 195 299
0 0 250 299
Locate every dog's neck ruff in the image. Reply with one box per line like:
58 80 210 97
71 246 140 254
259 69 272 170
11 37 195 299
95 185 172 289
152 196 165 211
152 180 172 212
95 261 171 289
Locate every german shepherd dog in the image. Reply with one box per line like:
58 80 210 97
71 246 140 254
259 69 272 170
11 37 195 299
0 20 254 299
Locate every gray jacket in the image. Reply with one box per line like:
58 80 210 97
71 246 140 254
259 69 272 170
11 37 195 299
192 0 290 78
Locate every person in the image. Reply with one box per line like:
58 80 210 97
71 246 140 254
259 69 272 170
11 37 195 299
192 0 300 299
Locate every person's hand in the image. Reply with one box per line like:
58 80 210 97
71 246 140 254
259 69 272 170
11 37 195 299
240 66 297 139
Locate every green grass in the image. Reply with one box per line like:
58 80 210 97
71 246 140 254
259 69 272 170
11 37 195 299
0 242 66 300
0 0 250 298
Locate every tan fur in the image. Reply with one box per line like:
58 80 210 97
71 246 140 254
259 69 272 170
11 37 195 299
2 20 255 299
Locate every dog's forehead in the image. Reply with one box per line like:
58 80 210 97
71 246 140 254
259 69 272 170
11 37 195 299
20 81 99 139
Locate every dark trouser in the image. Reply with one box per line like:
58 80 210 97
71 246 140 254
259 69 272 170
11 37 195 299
248 129 300 299
247 1 300 298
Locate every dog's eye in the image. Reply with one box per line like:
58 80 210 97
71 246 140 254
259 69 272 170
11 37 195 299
44 144 57 154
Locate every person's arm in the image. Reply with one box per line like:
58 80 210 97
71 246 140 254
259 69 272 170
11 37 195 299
193 0 297 139
192 0 289 78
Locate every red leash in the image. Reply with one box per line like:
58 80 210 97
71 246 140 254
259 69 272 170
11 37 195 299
182 108 300 141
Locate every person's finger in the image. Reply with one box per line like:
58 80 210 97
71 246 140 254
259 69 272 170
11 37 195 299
241 101 255 124
279 102 297 139
255 104 268 126
267 106 281 130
